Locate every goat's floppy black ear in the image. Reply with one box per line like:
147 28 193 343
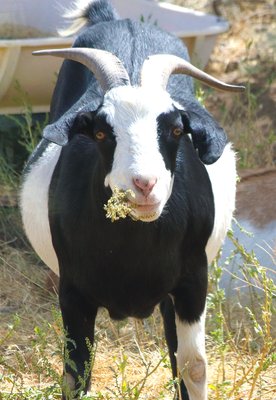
181 101 228 165
42 119 69 146
42 110 96 146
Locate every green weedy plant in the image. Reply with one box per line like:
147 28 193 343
207 252 232 398
226 230 275 399
6 82 46 157
0 82 47 198
62 336 98 400
0 311 63 399
0 84 47 244
195 83 209 107
207 223 275 400
0 154 18 192
0 315 22 396
106 352 167 400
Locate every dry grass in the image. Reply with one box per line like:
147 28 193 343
0 235 275 399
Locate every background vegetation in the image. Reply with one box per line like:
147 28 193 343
0 1 275 399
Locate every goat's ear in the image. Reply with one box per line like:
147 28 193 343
42 111 96 146
42 119 69 146
180 102 228 165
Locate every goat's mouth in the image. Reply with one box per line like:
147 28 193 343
104 187 161 222
129 201 160 213
129 201 161 222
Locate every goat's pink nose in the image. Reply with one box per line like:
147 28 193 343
133 176 157 196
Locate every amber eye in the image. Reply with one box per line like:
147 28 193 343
95 131 106 141
172 127 183 138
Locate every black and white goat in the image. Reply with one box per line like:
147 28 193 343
20 1 243 399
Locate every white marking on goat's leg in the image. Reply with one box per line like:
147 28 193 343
63 372 76 390
62 372 76 400
175 310 207 400
62 372 92 400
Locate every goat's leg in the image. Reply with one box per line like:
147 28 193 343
173 255 208 400
59 284 98 399
160 296 189 400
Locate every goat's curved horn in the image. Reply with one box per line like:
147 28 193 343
33 48 130 93
140 54 245 93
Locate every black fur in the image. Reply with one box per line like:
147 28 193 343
83 0 119 25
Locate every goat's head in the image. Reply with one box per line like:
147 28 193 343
34 48 244 222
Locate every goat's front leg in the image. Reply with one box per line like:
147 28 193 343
59 283 98 400
173 255 208 400
160 296 189 400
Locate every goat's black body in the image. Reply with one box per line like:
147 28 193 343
50 134 213 320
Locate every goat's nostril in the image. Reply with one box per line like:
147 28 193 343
133 176 157 196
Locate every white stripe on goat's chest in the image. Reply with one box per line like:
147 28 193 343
20 142 61 275
205 143 236 264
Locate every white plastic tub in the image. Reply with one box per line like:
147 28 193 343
0 0 228 114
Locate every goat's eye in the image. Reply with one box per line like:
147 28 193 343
95 131 106 141
172 127 183 138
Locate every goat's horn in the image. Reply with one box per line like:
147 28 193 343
140 54 245 93
33 48 130 93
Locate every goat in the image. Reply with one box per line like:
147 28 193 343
20 1 244 399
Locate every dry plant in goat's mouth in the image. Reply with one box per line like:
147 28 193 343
104 187 136 222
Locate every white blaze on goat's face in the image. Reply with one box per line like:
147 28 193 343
102 86 176 222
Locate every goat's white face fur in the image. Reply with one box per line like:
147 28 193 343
102 86 176 222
